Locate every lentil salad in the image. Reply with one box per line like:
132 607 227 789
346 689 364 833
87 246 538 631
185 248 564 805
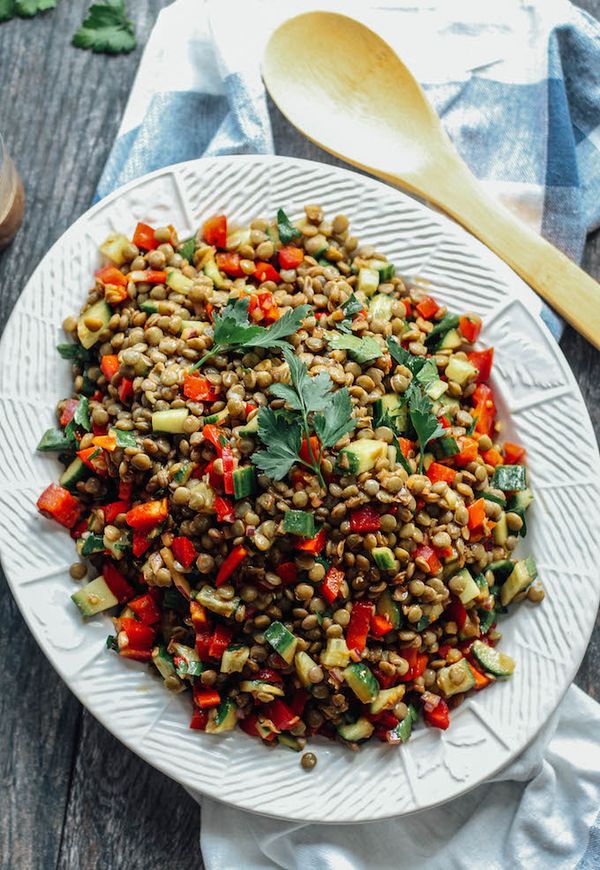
36 205 542 753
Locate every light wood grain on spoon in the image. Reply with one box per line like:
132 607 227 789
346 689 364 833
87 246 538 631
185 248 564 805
263 11 600 349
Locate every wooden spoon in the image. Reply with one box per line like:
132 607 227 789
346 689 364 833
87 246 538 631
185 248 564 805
263 11 600 348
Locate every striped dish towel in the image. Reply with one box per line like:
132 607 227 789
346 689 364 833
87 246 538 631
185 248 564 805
96 1 600 867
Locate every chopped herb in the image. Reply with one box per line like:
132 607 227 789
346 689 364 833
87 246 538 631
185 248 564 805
65 396 91 439
341 293 364 318
57 343 92 364
0 0 56 21
328 332 382 364
252 408 303 481
313 388 357 449
425 313 460 343
105 634 119 651
113 429 137 449
415 359 439 388
387 337 429 377
72 0 136 55
408 389 444 473
179 237 196 262
277 208 300 245
415 615 431 632
466 417 477 436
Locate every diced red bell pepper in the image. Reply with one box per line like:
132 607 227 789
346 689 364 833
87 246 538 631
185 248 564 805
37 483 82 529
423 698 450 729
247 291 280 324
102 500 129 524
118 378 134 404
203 215 227 249
128 593 161 625
60 398 79 427
472 383 496 436
414 544 442 574
470 663 491 689
299 435 321 465
276 562 298 586
189 709 209 730
262 699 299 732
96 265 128 287
119 480 133 501
77 446 108 477
215 251 244 277
70 517 89 539
445 596 468 630
125 498 168 532
240 713 277 741
295 528 326 554
416 296 439 320
214 496 235 524
439 416 451 429
254 668 285 685
349 506 381 534
254 261 281 284
127 269 167 284
467 498 486 530
190 602 210 633
222 447 236 495
119 648 153 662
100 354 120 381
459 313 482 343
398 647 428 682
208 624 234 660
92 423 108 437
195 629 213 661
321 565 344 604
401 299 412 317
171 536 197 569
290 689 309 717
503 441 526 464
278 246 304 270
371 613 394 637
119 617 155 650
468 348 494 383
132 222 159 251
193 686 221 709
427 461 457 484
202 423 227 452
452 436 478 468
103 562 134 603
372 667 397 690
481 448 503 467
92 434 117 453
132 530 151 557
183 372 220 402
346 601 374 654
216 544 248 586
398 437 415 458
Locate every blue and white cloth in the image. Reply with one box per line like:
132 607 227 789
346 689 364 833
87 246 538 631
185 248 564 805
96 1 600 866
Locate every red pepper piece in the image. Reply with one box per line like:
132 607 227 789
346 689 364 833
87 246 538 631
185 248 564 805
262 699 299 732
60 398 79 427
472 383 496 436
276 562 298 586
183 373 220 402
467 497 486 530
125 497 168 532
193 686 221 709
481 448 503 467
221 447 236 495
195 629 213 661
132 222 159 251
470 663 491 689
371 613 394 637
299 435 321 465
216 544 248 586
426 462 457 484
119 480 133 501
452 436 479 468
459 313 482 343
119 648 152 663
445 596 468 630
102 562 134 604
119 617 155 650
439 415 451 429
373 667 397 690
132 530 151 558
190 601 210 632
290 689 309 717
321 565 344 604
208 624 234 660
102 500 130 524
215 251 245 277
240 713 276 741
254 668 285 685
254 261 281 284
128 593 161 625
294 528 326 554
346 601 373 654
127 269 167 284
423 698 450 729
203 215 227 248
92 423 108 437
37 483 82 529
190 709 209 730
415 296 439 319
77 446 108 477
214 496 235 523
468 348 494 383
202 423 227 452
172 536 197 569
398 437 415 458
92 434 117 453
100 354 120 381
278 246 304 270
70 517 89 540
118 378 134 404
349 506 381 533
503 441 526 464
413 544 442 574
96 265 128 287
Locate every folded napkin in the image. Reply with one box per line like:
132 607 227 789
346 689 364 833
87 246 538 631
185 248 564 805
96 0 600 866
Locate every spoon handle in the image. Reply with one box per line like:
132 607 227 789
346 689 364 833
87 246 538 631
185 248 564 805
404 160 600 348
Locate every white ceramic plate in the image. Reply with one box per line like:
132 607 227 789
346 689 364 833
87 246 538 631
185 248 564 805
1 155 599 823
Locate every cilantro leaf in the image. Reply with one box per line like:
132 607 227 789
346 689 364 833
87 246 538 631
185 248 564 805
341 293 364 318
252 407 302 480
328 332 382 364
57 343 92 364
313 388 357 448
0 0 14 22
387 337 429 377
277 208 300 245
281 345 332 413
408 390 444 472
113 428 137 449
15 0 55 15
72 0 136 55
74 396 91 432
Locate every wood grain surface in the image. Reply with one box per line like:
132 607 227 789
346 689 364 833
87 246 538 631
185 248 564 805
0 1 599 868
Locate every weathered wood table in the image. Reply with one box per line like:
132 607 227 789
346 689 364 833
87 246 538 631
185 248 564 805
1 2 598 867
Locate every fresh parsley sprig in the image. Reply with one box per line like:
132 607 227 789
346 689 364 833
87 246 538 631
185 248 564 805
328 332 382 364
252 345 357 488
188 298 310 372
72 0 136 54
408 387 444 473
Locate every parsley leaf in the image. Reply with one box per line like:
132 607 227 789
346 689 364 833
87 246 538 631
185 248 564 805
276 345 333 414
113 428 137 449
57 343 92 364
252 408 302 480
387 337 428 377
328 332 382 364
341 293 364 318
313 388 357 448
0 0 14 21
408 390 444 473
0 0 56 20
74 396 91 432
277 208 300 245
415 359 439 388
72 0 136 55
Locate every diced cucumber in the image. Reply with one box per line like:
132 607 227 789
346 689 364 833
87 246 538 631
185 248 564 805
60 457 87 490
295 650 318 687
338 717 374 742
283 510 315 538
166 269 193 294
71 576 118 617
357 267 380 297
189 481 216 514
426 314 460 343
368 294 395 322
264 621 297 664
422 452 435 471
343 662 380 703
152 408 189 433
434 436 460 459
373 394 409 432
37 428 73 452
179 237 196 262
500 557 537 606
388 704 418 743
376 590 401 630
77 300 112 349
220 645 250 674
425 379 449 401
336 438 388 474
370 684 405 714
171 641 202 677
442 558 460 580
492 465 527 492
369 260 396 282
445 357 478 385
239 680 284 698
507 488 533 537
204 408 229 425
205 698 237 734
196 585 240 617
151 645 181 684
238 414 259 436
372 546 398 572
489 559 515 580
437 395 460 419
99 233 130 266
181 319 208 333
233 466 255 499
140 300 159 314
453 567 480 605
173 462 192 484
105 528 130 561
278 734 303 751
78 532 104 557
203 257 228 289
436 327 463 350
493 513 508 547
471 640 515 677
320 637 350 668
437 658 476 697
478 608 496 634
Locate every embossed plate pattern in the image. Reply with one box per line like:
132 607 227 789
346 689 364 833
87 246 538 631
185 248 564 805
1 156 599 822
